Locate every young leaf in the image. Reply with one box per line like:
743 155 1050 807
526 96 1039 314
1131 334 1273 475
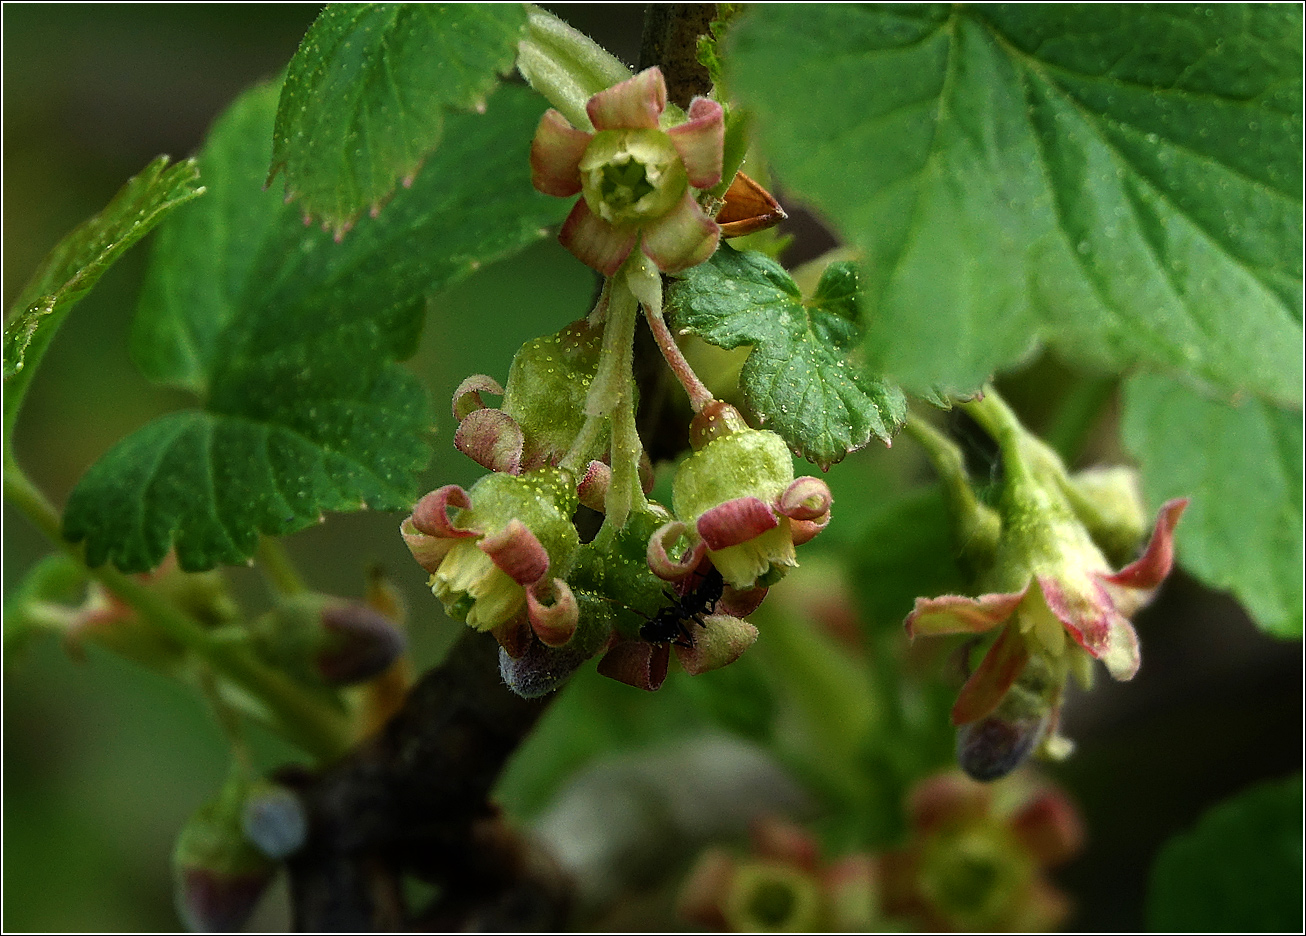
667 245 906 469
2 157 203 440
1147 775 1303 932
268 3 528 233
729 5 1303 405
1122 373 1303 639
65 81 569 573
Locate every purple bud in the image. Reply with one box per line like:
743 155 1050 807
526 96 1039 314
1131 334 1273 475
241 786 307 860
499 639 591 699
956 713 1046 782
317 602 406 685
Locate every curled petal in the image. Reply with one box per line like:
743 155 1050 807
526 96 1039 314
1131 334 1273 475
530 109 590 196
674 614 758 675
789 516 829 546
778 476 832 521
400 516 457 573
717 170 787 238
451 374 504 420
951 624 1030 725
1104 497 1188 592
479 519 550 586
647 520 706 581
587 66 666 131
718 584 767 618
751 816 821 870
696 497 778 550
906 772 990 833
597 639 670 691
1038 575 1139 680
454 408 524 475
577 459 611 512
667 96 724 188
493 614 533 660
905 589 1026 640
1009 790 1086 867
527 578 579 648
639 189 721 273
559 199 638 275
410 485 476 538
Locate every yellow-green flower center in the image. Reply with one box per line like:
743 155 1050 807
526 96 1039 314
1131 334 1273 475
579 128 686 225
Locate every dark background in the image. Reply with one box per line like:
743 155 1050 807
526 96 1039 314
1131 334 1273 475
3 5 1300 931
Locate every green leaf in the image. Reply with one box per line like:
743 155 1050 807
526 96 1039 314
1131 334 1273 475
2 157 203 440
268 3 528 233
1122 372 1302 638
667 245 906 468
729 4 1303 405
66 81 568 573
1147 775 1303 932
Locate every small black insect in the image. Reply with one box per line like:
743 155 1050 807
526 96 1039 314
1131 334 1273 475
639 566 725 648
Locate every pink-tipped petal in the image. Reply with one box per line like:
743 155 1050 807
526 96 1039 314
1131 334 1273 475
451 374 504 420
1104 497 1188 591
454 408 524 475
1037 575 1138 677
559 199 638 275
718 584 767 618
527 578 579 648
647 520 706 581
410 486 476 538
1008 790 1086 868
400 516 458 573
951 625 1030 725
667 97 724 188
674 613 758 675
789 516 830 546
479 519 550 586
639 190 720 273
778 476 833 521
587 67 666 131
696 496 778 550
530 109 589 196
905 589 1026 639
577 460 612 512
597 639 670 691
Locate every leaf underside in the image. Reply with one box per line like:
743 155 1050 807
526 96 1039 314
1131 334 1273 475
1122 372 1303 639
730 4 1303 405
64 80 569 573
668 244 906 469
268 3 528 233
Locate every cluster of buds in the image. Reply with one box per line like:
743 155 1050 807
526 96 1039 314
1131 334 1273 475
676 770 1083 933
907 395 1187 779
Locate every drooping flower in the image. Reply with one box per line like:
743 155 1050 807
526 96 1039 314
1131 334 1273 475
401 468 581 650
670 403 832 591
530 67 724 274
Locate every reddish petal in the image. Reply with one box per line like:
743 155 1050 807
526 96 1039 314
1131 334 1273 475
750 816 821 870
576 459 611 512
1104 497 1188 590
479 519 549 586
717 170 787 237
789 516 830 546
527 578 579 648
559 199 637 275
718 584 767 618
906 773 990 833
639 190 720 273
530 109 589 196
410 485 476 538
400 516 456 573
451 374 503 420
647 520 706 581
1038 575 1140 678
951 625 1030 725
905 589 1025 639
597 639 670 691
587 67 666 130
667 97 724 188
696 496 778 550
1008 790 1086 867
778 476 832 521
454 408 524 475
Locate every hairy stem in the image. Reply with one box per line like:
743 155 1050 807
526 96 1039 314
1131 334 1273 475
904 415 1001 561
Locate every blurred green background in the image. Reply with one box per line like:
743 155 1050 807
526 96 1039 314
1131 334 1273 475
3 5 1299 932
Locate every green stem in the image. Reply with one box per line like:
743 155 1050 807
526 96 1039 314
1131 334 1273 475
903 415 1001 560
3 457 351 762
257 536 308 597
960 386 1068 491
